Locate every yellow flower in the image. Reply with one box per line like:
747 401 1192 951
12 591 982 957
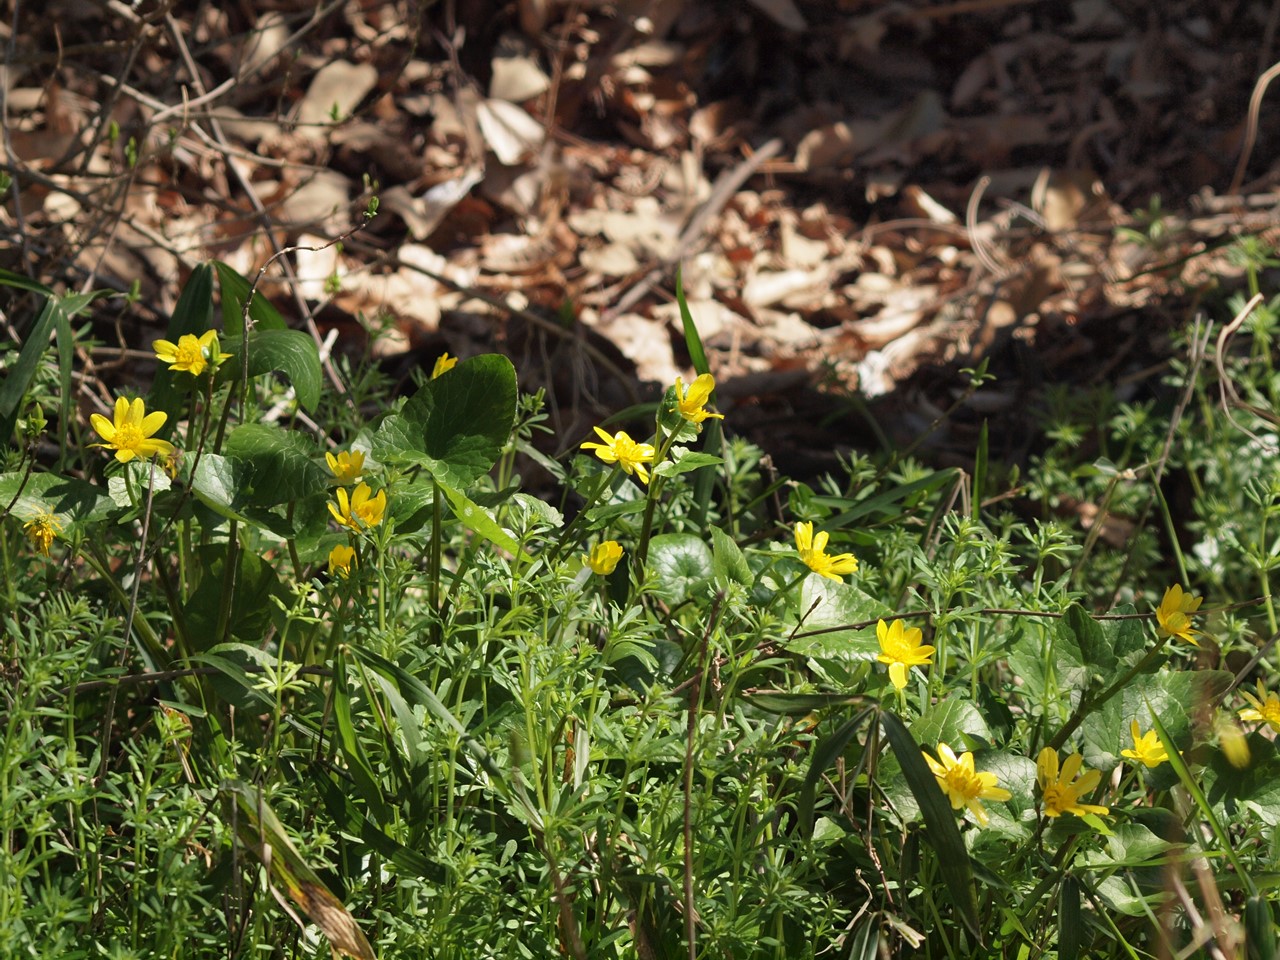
325 449 366 484
1238 680 1280 734
432 352 458 378
328 483 387 532
152 330 220 376
1155 584 1203 645
580 427 657 484
673 373 724 425
923 743 1012 827
1036 748 1109 819
23 511 63 556
1120 719 1168 769
90 396 175 463
876 618 935 689
328 544 356 577
793 521 858 582
585 540 623 575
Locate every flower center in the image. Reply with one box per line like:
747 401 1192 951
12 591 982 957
114 423 145 452
1042 783 1072 812
942 767 981 801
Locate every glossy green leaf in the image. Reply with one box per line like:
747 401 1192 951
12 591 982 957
1058 874 1083 960
213 260 287 337
709 525 753 587
222 422 327 506
0 470 116 524
645 533 713 604
784 577 892 661
373 354 517 487
911 698 991 749
220 329 322 412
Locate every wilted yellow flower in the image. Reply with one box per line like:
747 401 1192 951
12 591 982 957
585 540 623 575
23 511 63 556
793 521 858 582
328 483 387 532
876 618 934 689
432 352 458 378
923 743 1011 827
90 396 175 463
1120 719 1168 769
1155 584 1203 645
1239 680 1280 734
673 373 724 425
1036 748 1109 819
328 544 356 577
1218 713 1252 769
580 427 656 484
325 449 366 484
153 330 220 376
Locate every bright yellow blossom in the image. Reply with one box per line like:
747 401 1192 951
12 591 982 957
90 397 175 463
876 618 935 689
1036 748 1109 819
152 330 220 376
673 373 724 425
328 544 356 577
793 521 858 582
432 352 458 378
1120 720 1168 769
328 483 387 532
1238 680 1280 734
580 427 656 484
1155 584 1203 645
325 449 366 484
23 511 63 556
924 743 1011 827
585 540 623 575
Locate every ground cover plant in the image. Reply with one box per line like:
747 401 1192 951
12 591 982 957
4 253 1280 960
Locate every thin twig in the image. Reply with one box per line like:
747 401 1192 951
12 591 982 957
1229 60 1280 196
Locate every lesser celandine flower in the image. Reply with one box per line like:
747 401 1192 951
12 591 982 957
326 449 366 484
153 330 221 376
1155 584 1203 645
673 373 724 425
90 397 175 463
923 743 1011 827
432 352 458 378
328 483 387 532
23 511 62 556
585 540 623 575
793 521 858 582
1036 748 1109 819
876 618 934 689
1120 720 1168 769
580 427 656 484
1238 680 1280 734
328 544 356 577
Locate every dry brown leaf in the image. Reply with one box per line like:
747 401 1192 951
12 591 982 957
296 61 378 140
477 98 545 165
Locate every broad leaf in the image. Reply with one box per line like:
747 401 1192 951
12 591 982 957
222 423 327 506
646 533 712 604
784 576 893 661
220 329 322 413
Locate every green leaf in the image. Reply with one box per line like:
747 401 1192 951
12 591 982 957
651 448 723 480
709 525 753 587
332 654 389 821
798 710 875 832
184 545 287 645
222 423 327 506
675 266 709 375
437 479 521 555
911 698 991 749
221 329 322 412
213 260 287 337
1057 604 1114 679
645 533 713 604
1058 874 1083 960
744 692 866 715
0 471 116 524
374 355 517 487
1246 894 1278 960
821 469 958 527
880 710 980 939
0 267 54 296
784 577 893 661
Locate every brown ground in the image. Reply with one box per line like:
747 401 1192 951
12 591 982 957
3 0 1278 477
